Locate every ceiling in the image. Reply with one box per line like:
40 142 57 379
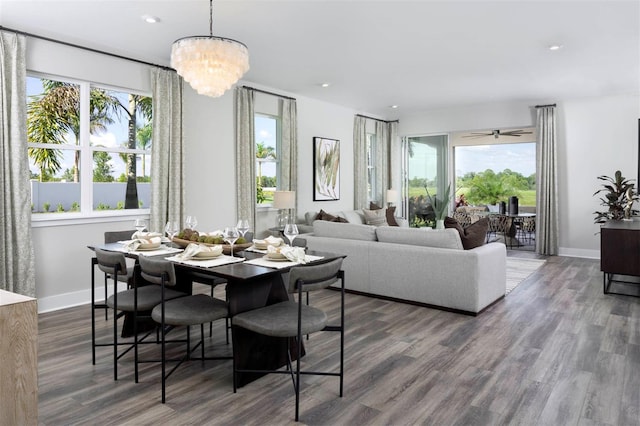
1 0 638 119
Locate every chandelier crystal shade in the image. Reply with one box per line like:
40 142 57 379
170 0 249 97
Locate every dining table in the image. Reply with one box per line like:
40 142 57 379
88 240 346 387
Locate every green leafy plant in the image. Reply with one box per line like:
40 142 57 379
43 202 50 212
425 184 451 221
56 203 64 212
70 202 80 212
593 170 639 223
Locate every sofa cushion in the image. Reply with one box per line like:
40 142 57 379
376 226 463 250
313 220 377 241
342 210 365 224
363 208 389 226
369 202 399 227
445 216 489 250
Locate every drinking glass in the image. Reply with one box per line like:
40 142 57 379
224 226 240 257
283 223 299 247
165 221 178 241
185 215 198 230
134 219 146 233
236 219 250 239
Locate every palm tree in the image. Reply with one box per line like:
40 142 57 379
255 141 276 187
136 123 152 177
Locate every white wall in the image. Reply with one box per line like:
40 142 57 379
398 94 640 258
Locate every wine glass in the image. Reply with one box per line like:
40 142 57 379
236 219 250 239
165 221 178 241
185 215 198 230
224 226 240 257
134 219 146 233
283 223 299 247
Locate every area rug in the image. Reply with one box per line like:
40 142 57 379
506 257 546 294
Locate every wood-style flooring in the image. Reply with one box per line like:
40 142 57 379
37 252 640 425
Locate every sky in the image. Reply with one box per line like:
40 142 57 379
455 143 536 177
255 115 277 183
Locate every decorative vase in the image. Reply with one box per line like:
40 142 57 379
435 219 445 229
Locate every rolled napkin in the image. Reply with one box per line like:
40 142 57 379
125 236 162 251
254 235 284 249
131 231 163 239
279 245 308 263
175 243 223 260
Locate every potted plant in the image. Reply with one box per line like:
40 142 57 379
425 185 451 229
593 170 639 224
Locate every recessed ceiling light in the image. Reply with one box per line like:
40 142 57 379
321 83 330 88
548 44 563 51
390 105 399 109
142 15 160 24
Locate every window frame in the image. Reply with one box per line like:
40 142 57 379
254 112 282 208
27 71 152 225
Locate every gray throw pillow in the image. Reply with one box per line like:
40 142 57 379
363 208 388 226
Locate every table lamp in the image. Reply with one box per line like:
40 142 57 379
386 189 398 207
273 190 296 229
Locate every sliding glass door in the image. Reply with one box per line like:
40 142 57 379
402 134 448 227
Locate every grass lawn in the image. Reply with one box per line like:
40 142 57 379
408 186 536 207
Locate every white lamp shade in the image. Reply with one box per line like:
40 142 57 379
386 189 398 202
273 191 296 209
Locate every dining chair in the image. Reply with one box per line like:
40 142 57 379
232 258 345 421
486 214 510 244
93 230 137 323
92 248 185 382
137 255 232 403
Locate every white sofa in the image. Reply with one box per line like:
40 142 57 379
302 219 506 315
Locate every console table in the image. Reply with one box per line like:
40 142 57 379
600 219 640 296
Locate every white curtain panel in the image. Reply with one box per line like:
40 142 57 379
535 105 559 255
235 87 256 230
150 68 184 233
375 120 389 205
0 31 36 296
279 97 298 213
353 115 368 209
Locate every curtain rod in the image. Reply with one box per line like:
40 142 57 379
242 86 296 101
535 103 557 108
356 114 399 123
0 26 174 71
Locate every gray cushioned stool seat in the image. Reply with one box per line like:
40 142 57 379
233 301 328 337
107 285 185 312
152 294 228 326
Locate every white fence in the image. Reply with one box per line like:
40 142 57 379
30 182 151 212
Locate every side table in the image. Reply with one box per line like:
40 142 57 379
600 219 640 296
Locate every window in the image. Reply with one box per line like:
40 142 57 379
403 134 448 227
366 132 377 202
454 142 536 208
255 113 280 206
26 74 152 216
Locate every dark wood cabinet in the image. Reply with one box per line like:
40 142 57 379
600 219 640 296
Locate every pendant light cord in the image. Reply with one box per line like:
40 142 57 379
209 0 214 36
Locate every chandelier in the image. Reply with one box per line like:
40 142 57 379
171 0 249 97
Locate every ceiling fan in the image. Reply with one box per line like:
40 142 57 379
462 129 533 139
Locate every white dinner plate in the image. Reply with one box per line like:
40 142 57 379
193 252 222 260
263 254 290 262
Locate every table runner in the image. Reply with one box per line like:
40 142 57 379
243 254 324 270
165 254 245 268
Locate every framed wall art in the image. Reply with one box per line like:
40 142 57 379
313 137 340 201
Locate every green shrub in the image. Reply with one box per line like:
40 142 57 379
43 202 50 212
56 203 64 212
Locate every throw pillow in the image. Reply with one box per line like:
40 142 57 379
331 216 349 223
363 208 388 226
316 209 337 222
369 202 399 227
444 216 489 250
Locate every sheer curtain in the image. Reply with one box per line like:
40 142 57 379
374 120 389 205
149 68 184 233
279 97 298 212
535 105 559 255
353 115 368 209
235 87 256 229
0 31 36 296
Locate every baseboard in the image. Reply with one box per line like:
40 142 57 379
37 284 118 314
558 247 600 259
